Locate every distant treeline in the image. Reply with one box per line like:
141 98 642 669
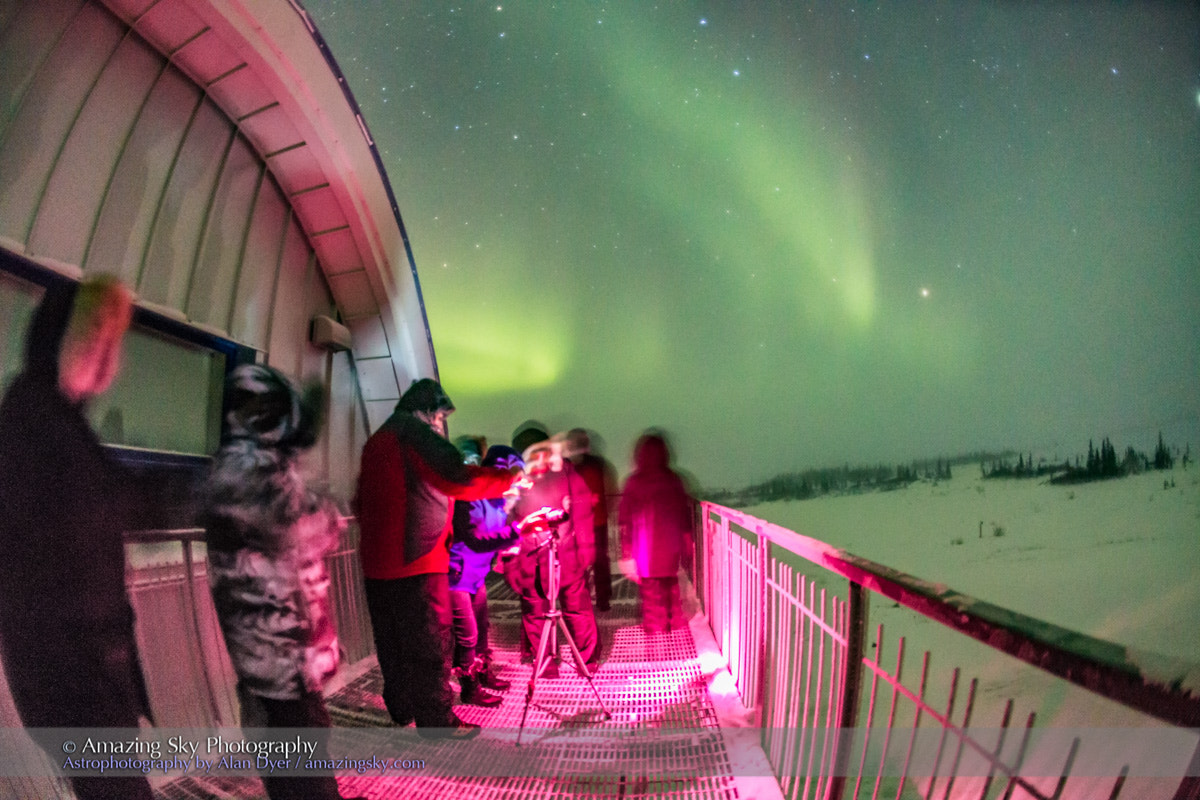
702 436 1189 505
985 432 1186 485
703 452 996 506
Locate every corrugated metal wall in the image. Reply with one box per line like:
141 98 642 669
0 0 374 498
0 4 398 790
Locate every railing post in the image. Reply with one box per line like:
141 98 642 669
754 526 769 726
1171 741 1200 800
719 513 731 658
181 538 224 726
826 580 867 800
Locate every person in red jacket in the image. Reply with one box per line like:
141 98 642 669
354 379 517 738
618 430 696 633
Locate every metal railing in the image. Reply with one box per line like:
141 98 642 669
6 503 1197 800
0 520 374 800
696 501 1200 800
124 521 374 729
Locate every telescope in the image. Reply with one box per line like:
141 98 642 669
517 506 568 529
515 506 570 548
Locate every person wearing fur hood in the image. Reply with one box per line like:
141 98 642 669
201 363 358 800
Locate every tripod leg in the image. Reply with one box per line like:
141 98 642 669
517 612 558 746
555 615 611 719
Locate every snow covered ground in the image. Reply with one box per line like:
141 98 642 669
734 464 1199 799
743 464 1199 663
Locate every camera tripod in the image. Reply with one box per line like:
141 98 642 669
516 520 611 746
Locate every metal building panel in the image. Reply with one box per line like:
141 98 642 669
0 3 122 244
100 0 155 24
265 219 315 373
239 102 305 164
230 178 288 351
171 21 244 88
327 269 378 319
266 138 326 196
205 62 275 122
295 264 336 477
290 185 348 237
186 134 261 333
28 36 161 268
134 0 207 56
353 355 398 403
0 0 86 147
85 67 198 284
0 1 24 31
310 227 363 276
326 352 367 499
365 399 394 434
346 315 390 360
0 272 39 389
140 98 231 310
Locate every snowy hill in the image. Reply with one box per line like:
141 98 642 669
743 465 1199 663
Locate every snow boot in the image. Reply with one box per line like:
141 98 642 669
460 673 503 707
476 657 511 691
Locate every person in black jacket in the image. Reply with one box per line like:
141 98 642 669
0 277 155 800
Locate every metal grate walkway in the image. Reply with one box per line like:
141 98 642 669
160 576 773 800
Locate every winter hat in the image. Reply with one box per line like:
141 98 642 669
454 435 485 465
511 421 549 455
633 430 672 472
483 444 523 471
397 378 455 415
223 364 321 450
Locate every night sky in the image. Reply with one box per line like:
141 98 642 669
302 2 1199 489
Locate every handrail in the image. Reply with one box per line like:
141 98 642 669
121 516 357 545
123 526 223 724
124 527 206 544
702 501 1200 729
118 519 372 727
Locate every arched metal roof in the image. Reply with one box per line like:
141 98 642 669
32 0 437 407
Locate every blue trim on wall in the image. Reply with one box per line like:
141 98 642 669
0 248 255 370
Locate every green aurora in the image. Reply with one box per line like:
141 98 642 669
304 2 1199 487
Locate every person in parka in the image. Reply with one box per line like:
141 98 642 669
448 444 523 706
0 276 156 800
354 378 517 738
618 430 696 633
504 435 600 676
201 364 354 800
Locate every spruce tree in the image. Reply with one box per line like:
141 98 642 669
1154 432 1173 470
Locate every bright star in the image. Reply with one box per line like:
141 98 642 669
920 288 931 298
